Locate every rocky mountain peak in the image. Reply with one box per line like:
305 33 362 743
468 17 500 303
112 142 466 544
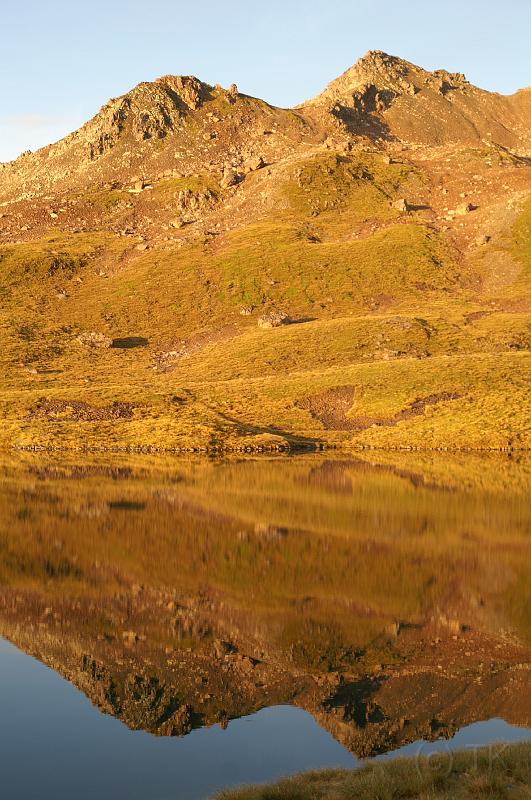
74 74 214 159
308 49 470 107
309 50 415 104
344 49 414 88
1 51 529 201
1 74 217 172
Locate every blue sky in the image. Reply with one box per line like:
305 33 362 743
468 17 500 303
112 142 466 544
1 0 529 162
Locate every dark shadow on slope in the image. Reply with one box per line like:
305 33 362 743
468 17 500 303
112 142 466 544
186 392 326 451
288 316 318 325
407 204 432 212
215 410 326 451
111 337 149 349
331 104 397 143
109 501 146 512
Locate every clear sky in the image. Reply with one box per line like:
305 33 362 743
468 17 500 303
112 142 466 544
1 0 530 162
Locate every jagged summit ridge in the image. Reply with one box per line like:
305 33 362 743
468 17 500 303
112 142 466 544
309 49 469 105
319 50 418 99
1 49 530 193
0 75 256 193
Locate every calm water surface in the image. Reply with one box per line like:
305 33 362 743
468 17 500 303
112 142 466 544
0 453 529 798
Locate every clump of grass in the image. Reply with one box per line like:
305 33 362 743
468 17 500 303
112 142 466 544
81 189 131 210
512 199 531 272
152 174 220 202
283 151 414 226
0 231 114 291
213 742 531 800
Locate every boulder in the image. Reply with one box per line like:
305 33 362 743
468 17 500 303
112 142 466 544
456 202 475 215
221 170 241 189
257 310 291 329
77 331 112 349
393 198 410 212
245 155 266 172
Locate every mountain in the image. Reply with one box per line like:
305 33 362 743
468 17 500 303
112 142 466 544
307 50 531 148
0 51 529 453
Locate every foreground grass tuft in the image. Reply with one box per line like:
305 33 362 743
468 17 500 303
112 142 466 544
213 742 531 799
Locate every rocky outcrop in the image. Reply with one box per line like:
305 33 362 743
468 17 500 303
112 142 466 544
78 75 211 162
174 187 218 220
311 51 437 106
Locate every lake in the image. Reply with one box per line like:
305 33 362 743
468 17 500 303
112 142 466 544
0 452 529 799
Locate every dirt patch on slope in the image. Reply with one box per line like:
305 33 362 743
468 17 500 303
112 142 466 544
297 386 357 430
298 386 461 431
29 400 135 422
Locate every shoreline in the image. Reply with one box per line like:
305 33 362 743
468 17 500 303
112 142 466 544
7 443 530 455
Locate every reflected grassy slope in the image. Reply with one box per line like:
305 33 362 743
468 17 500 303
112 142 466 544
0 453 529 650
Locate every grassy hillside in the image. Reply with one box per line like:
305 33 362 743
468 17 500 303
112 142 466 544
0 142 529 452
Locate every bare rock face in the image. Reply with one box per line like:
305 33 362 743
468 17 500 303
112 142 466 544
257 310 291 329
175 187 217 218
84 75 209 161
